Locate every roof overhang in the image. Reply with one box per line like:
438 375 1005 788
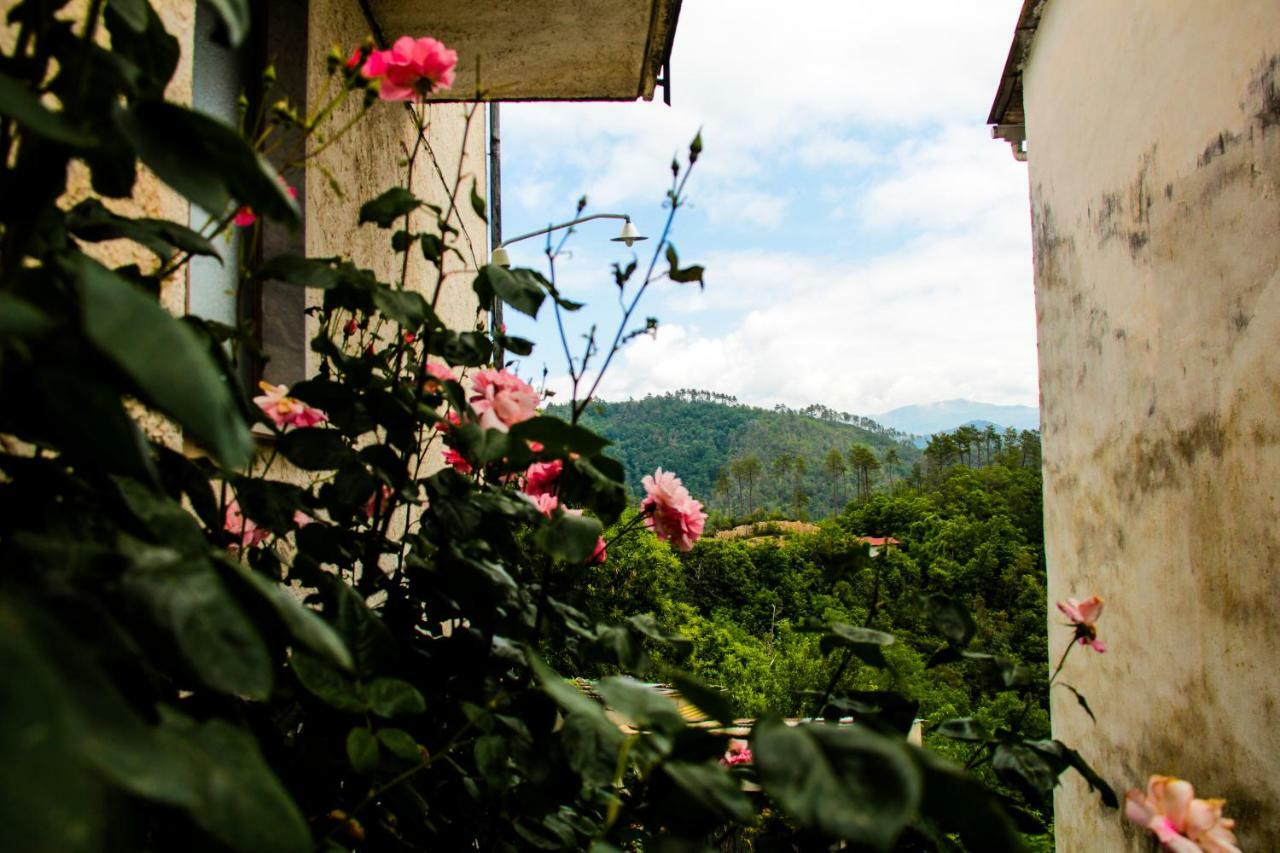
361 0 683 102
987 0 1049 160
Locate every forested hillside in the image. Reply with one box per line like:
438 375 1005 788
571 429 1056 845
549 389 922 519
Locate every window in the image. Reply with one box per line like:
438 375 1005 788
188 1 308 388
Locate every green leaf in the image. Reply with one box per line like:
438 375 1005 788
820 622 895 668
67 198 218 262
0 292 51 337
232 478 308 535
934 718 992 742
258 254 341 289
377 728 422 763
420 233 443 262
474 264 545 318
914 748 1026 853
560 711 624 787
992 742 1058 808
121 543 273 700
291 650 366 713
469 177 488 223
106 0 149 30
664 244 704 288
118 100 299 226
104 1 179 99
359 187 421 228
923 594 977 647
1060 683 1097 723
509 416 609 457
198 0 250 47
534 510 603 564
962 652 1031 688
346 727 379 774
596 677 685 734
366 678 426 718
371 286 430 328
0 71 95 146
753 718 920 849
670 672 736 728
67 253 251 466
663 761 754 823
333 580 396 676
1028 740 1117 808
218 558 352 671
529 651 625 786
277 428 354 471
0 600 306 852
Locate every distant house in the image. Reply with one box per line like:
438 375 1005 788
855 536 901 557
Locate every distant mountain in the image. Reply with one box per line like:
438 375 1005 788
548 390 920 519
875 400 1040 436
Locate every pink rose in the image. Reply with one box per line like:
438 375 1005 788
523 459 563 497
641 468 707 552
527 494 606 563
363 484 394 520
345 47 362 70
233 181 297 228
422 361 458 393
361 36 457 101
469 369 539 433
1056 594 1106 652
721 739 752 766
225 500 268 548
443 448 473 475
1125 775 1240 852
253 381 328 430
292 510 314 528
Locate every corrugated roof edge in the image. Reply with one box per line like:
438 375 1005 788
988 0 1050 147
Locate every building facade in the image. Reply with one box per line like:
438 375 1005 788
991 1 1280 848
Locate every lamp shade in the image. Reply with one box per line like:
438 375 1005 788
611 220 646 247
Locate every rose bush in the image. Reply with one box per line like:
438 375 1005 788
0 3 1124 851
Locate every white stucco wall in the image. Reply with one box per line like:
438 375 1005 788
1020 1 1280 849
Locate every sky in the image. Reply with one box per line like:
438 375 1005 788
496 1 1035 417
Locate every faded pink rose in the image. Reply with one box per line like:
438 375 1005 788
721 739 752 767
225 500 268 548
253 381 328 430
443 448 473 475
362 36 457 101
363 484 394 520
523 459 563 497
1057 594 1106 652
469 369 539 433
293 510 314 528
1125 775 1240 853
641 468 707 552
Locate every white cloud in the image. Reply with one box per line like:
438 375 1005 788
502 1 1038 414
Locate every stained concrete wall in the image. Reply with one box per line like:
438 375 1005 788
307 0 488 359
1020 1 1280 849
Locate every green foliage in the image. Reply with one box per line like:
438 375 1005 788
554 389 921 519
0 7 1112 852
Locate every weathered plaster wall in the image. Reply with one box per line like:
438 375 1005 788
307 0 487 365
1021 1 1280 849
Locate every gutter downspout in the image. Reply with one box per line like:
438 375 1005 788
488 101 504 366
